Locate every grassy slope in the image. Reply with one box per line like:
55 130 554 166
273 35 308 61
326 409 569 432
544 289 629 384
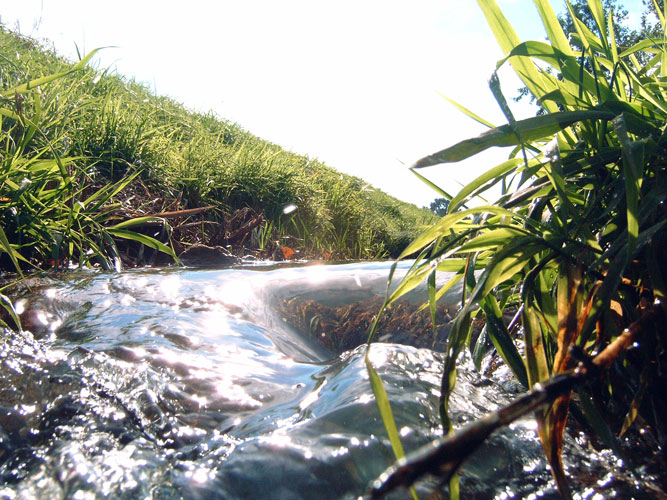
0 26 436 265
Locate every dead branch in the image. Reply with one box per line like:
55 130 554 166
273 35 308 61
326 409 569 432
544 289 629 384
367 302 665 499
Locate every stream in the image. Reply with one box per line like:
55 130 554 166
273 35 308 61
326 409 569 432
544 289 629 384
0 262 661 499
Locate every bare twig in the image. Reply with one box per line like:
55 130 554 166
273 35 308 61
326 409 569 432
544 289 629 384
367 302 665 498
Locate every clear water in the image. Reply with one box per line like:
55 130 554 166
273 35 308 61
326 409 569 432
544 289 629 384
0 262 661 499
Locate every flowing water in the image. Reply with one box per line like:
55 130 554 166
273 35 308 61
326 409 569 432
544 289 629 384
0 262 662 499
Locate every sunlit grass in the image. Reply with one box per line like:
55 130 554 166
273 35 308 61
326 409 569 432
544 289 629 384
368 0 666 497
0 24 437 326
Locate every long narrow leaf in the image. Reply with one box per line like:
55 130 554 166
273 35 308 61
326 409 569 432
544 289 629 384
448 158 523 212
364 351 419 500
480 294 528 386
533 0 575 57
476 0 560 111
409 168 455 201
106 228 177 259
522 303 551 388
0 293 21 330
412 110 615 167
438 93 496 129
612 115 642 257
399 206 519 259
1 48 103 98
0 226 24 277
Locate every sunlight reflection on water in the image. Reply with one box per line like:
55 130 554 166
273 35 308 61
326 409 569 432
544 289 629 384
0 262 659 499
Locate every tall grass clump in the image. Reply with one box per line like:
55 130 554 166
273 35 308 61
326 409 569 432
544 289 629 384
0 39 175 260
367 0 666 498
0 33 179 327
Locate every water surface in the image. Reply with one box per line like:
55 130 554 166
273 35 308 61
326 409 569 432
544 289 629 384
0 262 660 499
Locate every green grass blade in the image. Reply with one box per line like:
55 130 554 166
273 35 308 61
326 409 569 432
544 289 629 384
109 216 167 230
0 226 25 277
607 10 620 83
364 352 404 458
476 0 559 111
106 228 177 259
456 226 530 254
477 240 546 299
533 0 574 57
409 168 455 201
85 169 141 212
586 0 609 51
522 303 551 387
1 48 103 98
612 115 641 256
364 350 419 500
428 269 437 341
472 324 489 370
654 0 666 27
0 293 22 330
399 206 518 259
0 107 20 120
568 3 605 54
448 158 523 212
618 38 666 58
412 110 615 167
500 41 602 104
438 93 495 128
417 271 465 312
480 294 528 386
386 262 435 304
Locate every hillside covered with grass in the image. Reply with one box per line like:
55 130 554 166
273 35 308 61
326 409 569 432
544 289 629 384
0 25 436 272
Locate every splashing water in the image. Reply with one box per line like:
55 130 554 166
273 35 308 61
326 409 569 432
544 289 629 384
0 263 661 499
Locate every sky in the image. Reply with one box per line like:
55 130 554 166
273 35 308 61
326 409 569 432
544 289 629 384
0 1 647 206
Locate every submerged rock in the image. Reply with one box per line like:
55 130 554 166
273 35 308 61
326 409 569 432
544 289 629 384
178 244 240 268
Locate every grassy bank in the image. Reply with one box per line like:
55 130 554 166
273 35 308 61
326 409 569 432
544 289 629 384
0 24 436 277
